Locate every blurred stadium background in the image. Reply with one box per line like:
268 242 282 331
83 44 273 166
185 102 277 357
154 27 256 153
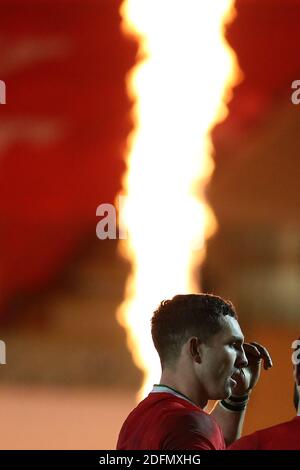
0 0 299 448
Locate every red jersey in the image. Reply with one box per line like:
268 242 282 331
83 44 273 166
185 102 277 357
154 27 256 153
116 386 225 450
229 416 300 450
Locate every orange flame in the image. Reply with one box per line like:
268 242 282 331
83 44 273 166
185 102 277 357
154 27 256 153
117 0 240 399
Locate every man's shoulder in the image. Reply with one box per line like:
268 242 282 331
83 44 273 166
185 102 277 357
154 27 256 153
142 392 221 433
160 407 225 450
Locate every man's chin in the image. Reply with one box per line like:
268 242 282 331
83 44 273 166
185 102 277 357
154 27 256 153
219 386 231 400
223 378 237 398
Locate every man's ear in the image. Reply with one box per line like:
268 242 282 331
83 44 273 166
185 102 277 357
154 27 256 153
189 337 202 364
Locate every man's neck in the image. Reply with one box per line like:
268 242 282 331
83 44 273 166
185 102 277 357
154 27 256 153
159 370 208 409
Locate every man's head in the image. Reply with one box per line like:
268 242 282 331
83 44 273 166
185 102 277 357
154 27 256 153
151 293 248 401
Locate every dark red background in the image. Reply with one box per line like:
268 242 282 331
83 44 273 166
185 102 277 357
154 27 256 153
0 0 299 311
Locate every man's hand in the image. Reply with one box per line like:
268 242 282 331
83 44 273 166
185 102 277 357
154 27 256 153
232 342 273 397
212 342 272 445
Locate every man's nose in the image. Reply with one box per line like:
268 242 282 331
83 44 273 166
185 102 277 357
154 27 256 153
237 346 248 368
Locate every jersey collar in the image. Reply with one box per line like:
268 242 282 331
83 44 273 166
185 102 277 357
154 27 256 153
151 384 198 407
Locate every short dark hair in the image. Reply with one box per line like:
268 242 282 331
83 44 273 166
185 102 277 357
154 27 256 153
151 293 237 367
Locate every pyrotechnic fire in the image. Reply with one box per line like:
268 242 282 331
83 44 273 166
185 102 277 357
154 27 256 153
117 0 240 399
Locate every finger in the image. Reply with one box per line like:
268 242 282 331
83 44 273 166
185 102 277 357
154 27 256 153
243 342 261 361
250 342 273 369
